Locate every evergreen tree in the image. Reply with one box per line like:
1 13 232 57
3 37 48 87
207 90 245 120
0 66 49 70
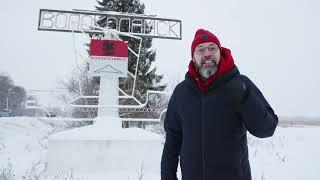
63 0 167 125
96 0 167 125
0 73 26 116
96 0 166 97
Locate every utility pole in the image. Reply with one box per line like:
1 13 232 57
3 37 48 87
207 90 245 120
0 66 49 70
6 97 9 110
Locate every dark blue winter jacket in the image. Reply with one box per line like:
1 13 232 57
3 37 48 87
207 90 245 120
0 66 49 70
161 66 278 180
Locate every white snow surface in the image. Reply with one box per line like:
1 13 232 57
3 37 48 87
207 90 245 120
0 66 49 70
0 117 53 178
0 117 320 180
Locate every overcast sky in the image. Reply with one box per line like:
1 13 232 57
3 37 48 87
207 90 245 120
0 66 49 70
1 0 320 117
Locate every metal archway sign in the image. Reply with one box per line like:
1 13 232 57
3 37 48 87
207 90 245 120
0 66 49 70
38 9 182 40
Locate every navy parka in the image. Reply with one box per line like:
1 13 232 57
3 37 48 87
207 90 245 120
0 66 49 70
161 66 278 180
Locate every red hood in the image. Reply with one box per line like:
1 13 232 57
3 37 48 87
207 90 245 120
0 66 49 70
188 47 235 94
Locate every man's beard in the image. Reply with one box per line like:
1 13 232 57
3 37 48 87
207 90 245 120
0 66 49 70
195 58 219 79
199 66 218 79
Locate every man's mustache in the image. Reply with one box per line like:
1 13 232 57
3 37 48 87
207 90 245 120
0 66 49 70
201 58 217 66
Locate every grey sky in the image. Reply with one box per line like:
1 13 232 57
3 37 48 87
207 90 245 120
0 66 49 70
1 0 320 117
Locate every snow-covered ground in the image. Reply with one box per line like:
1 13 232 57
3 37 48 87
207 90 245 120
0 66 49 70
0 117 319 180
249 125 320 180
0 117 51 179
0 117 78 180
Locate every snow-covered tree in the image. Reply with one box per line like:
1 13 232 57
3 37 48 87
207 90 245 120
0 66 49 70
95 0 167 127
0 73 26 115
60 65 99 118
96 0 166 97
62 0 167 124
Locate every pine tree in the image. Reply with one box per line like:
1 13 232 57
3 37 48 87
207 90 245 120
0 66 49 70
96 0 167 125
0 73 26 116
63 0 167 124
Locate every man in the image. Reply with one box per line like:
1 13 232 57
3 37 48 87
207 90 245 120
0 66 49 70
161 29 278 180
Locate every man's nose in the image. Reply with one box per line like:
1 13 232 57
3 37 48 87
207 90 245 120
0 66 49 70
204 48 212 58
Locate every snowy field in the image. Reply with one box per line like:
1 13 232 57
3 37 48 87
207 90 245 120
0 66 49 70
0 117 319 180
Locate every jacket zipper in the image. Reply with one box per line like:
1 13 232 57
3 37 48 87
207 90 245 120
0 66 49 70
202 95 205 180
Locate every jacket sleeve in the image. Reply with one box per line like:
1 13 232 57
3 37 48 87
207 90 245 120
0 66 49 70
161 90 182 180
238 75 279 138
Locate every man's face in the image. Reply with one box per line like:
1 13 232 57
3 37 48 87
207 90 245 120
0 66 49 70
193 42 221 79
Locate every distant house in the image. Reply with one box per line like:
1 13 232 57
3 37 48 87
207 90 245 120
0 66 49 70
23 95 47 117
